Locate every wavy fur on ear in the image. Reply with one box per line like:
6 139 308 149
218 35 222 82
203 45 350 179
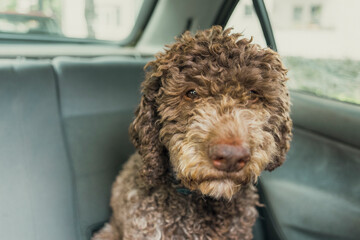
258 53 292 171
129 70 167 186
265 112 292 171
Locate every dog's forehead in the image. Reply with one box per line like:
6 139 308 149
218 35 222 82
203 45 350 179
182 65 264 89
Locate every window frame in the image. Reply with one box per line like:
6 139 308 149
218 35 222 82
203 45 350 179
252 0 277 51
221 0 277 51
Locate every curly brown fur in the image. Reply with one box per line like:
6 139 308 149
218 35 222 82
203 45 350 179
93 26 292 240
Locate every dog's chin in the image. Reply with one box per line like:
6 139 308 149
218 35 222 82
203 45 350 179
197 179 240 200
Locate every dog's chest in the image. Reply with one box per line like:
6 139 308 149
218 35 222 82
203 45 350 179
122 189 256 239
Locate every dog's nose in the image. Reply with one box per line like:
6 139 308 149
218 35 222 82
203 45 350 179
209 144 250 172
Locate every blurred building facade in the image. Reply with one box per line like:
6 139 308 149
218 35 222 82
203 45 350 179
228 0 360 60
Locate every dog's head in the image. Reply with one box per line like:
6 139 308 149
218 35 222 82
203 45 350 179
130 26 292 199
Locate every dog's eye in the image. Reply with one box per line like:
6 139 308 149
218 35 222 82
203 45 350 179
185 89 199 100
249 90 260 103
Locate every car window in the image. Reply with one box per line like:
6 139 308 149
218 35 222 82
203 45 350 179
0 0 144 41
265 0 360 104
0 13 62 35
226 0 267 47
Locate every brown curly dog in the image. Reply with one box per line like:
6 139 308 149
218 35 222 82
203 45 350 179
93 26 292 240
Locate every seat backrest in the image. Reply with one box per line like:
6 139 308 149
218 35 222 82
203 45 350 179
52 57 148 239
0 61 78 240
0 57 148 240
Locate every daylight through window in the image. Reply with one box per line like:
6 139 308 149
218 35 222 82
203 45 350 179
0 0 144 41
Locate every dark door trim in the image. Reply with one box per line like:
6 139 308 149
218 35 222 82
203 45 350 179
253 0 277 51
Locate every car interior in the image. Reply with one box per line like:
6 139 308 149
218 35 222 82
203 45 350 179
0 0 359 240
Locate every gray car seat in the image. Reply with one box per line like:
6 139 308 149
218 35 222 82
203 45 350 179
53 57 148 239
0 61 78 240
2 57 358 240
0 57 148 240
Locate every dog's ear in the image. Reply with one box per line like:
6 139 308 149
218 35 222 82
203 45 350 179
265 113 292 171
129 70 167 186
263 55 293 171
